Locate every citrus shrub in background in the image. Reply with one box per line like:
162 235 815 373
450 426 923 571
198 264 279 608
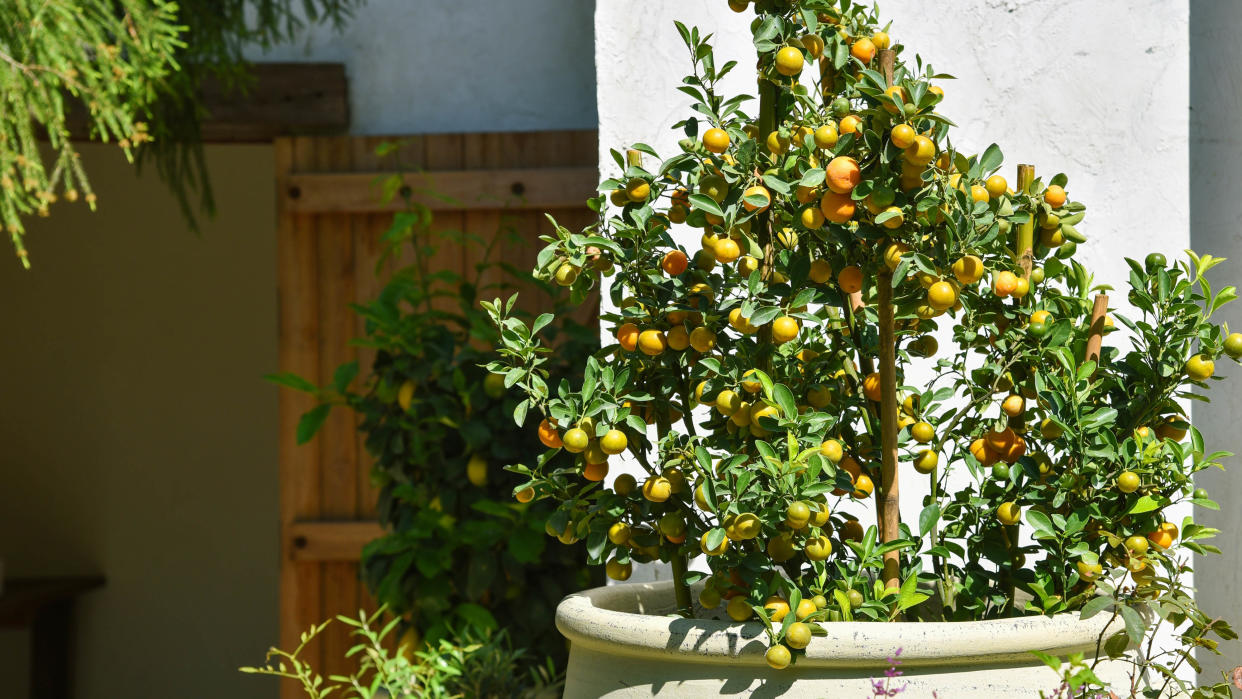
269 163 599 670
485 0 1239 694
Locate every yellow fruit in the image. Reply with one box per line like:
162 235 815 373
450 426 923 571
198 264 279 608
903 135 935 166
715 389 742 416
1186 354 1215 381
820 439 843 462
1001 394 1025 418
714 237 742 264
883 242 910 271
927 281 957 311
637 329 667 356
743 185 772 213
996 502 1021 526
801 206 826 229
467 454 488 486
913 449 938 474
606 558 632 581
880 206 904 230
397 380 415 412
701 531 729 556
1117 471 1140 493
1030 309 1052 325
562 427 589 453
703 128 730 154
805 534 833 561
608 521 631 545
766 131 790 154
740 369 762 393
555 262 581 286
911 421 934 444
813 124 838 149
775 46 805 76
890 123 916 149
985 175 1008 199
765 644 791 670
772 316 800 343
871 31 891 50
642 475 673 502
666 325 691 351
689 326 717 353
600 429 628 455
727 596 753 622
613 473 637 496
809 259 833 284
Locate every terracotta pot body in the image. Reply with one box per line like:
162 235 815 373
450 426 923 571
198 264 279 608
556 580 1132 698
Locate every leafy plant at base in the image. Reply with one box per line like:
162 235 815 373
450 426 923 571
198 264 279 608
270 158 599 670
240 605 562 699
485 0 1240 695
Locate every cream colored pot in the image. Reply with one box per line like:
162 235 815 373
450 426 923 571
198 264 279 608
556 580 1132 698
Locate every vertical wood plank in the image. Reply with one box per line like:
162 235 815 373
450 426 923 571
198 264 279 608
315 136 361 680
277 136 324 699
424 134 467 316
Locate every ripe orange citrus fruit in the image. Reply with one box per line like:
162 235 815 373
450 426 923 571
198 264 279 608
985 175 1008 199
993 270 1018 297
775 46 804 76
637 329 667 356
826 156 861 194
952 255 983 284
1147 522 1178 549
538 418 562 448
662 249 688 276
743 185 772 212
927 281 957 310
1044 184 1067 208
851 37 876 63
891 123 916 149
838 265 863 293
819 190 855 224
583 461 608 482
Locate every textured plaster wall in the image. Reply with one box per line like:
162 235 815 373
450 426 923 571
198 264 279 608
0 145 278 699
595 0 1199 676
1190 2 1242 681
245 0 598 135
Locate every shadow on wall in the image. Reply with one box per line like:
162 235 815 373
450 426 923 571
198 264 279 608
0 144 279 699
1189 2 1242 686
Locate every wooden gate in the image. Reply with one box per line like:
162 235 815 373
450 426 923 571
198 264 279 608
275 130 598 691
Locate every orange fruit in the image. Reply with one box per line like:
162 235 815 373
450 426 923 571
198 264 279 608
993 270 1018 297
819 190 856 224
538 418 563 449
606 558 632 581
583 461 609 481
839 114 862 135
662 250 688 276
862 372 882 401
809 259 833 284
851 37 876 63
515 486 535 503
883 85 906 114
985 427 1015 454
1044 185 1067 208
1030 310 1052 325
826 156 862 194
637 329 667 356
689 326 716 353
703 128 730 154
820 439 843 462
838 265 863 293
743 185 772 212
1001 394 1025 417
852 473 874 499
883 242 909 270
1156 415 1188 441
1147 522 1178 550
801 33 825 59
666 325 691 351
775 46 805 76
969 438 999 466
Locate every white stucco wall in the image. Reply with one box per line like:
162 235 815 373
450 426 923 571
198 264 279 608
1189 2 1242 682
596 0 1203 684
245 0 597 135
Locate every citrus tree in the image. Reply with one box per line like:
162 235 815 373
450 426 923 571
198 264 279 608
487 0 1238 694
272 168 599 669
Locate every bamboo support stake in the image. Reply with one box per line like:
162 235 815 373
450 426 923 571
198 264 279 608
876 48 901 592
1016 164 1035 278
1086 294 1110 366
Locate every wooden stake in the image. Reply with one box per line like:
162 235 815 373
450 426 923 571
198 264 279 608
1016 164 1035 278
876 48 901 592
1086 294 1110 366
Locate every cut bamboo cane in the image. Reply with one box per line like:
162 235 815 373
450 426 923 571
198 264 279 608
1086 294 1110 366
877 48 901 592
1016 164 1035 278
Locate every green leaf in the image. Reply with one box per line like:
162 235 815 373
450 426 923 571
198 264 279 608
918 504 940 538
1118 603 1146 645
296 404 332 444
331 361 359 393
688 193 724 217
507 527 545 564
799 168 826 187
453 603 498 632
773 383 798 419
1126 494 1167 515
1025 509 1056 539
979 143 1003 174
266 372 319 394
1079 595 1115 620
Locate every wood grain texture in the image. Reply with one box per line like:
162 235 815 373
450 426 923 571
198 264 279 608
276 130 598 698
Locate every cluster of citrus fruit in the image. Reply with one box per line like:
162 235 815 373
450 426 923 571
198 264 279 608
490 0 1240 671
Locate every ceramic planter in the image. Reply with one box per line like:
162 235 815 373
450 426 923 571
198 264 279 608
556 580 1132 698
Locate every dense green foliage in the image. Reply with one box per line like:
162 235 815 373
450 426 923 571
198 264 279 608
271 173 599 670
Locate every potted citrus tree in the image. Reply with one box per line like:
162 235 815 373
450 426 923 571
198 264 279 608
486 0 1239 696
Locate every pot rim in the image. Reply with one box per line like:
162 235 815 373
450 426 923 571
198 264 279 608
556 580 1123 669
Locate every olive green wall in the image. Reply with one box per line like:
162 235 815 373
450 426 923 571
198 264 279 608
0 144 279 698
